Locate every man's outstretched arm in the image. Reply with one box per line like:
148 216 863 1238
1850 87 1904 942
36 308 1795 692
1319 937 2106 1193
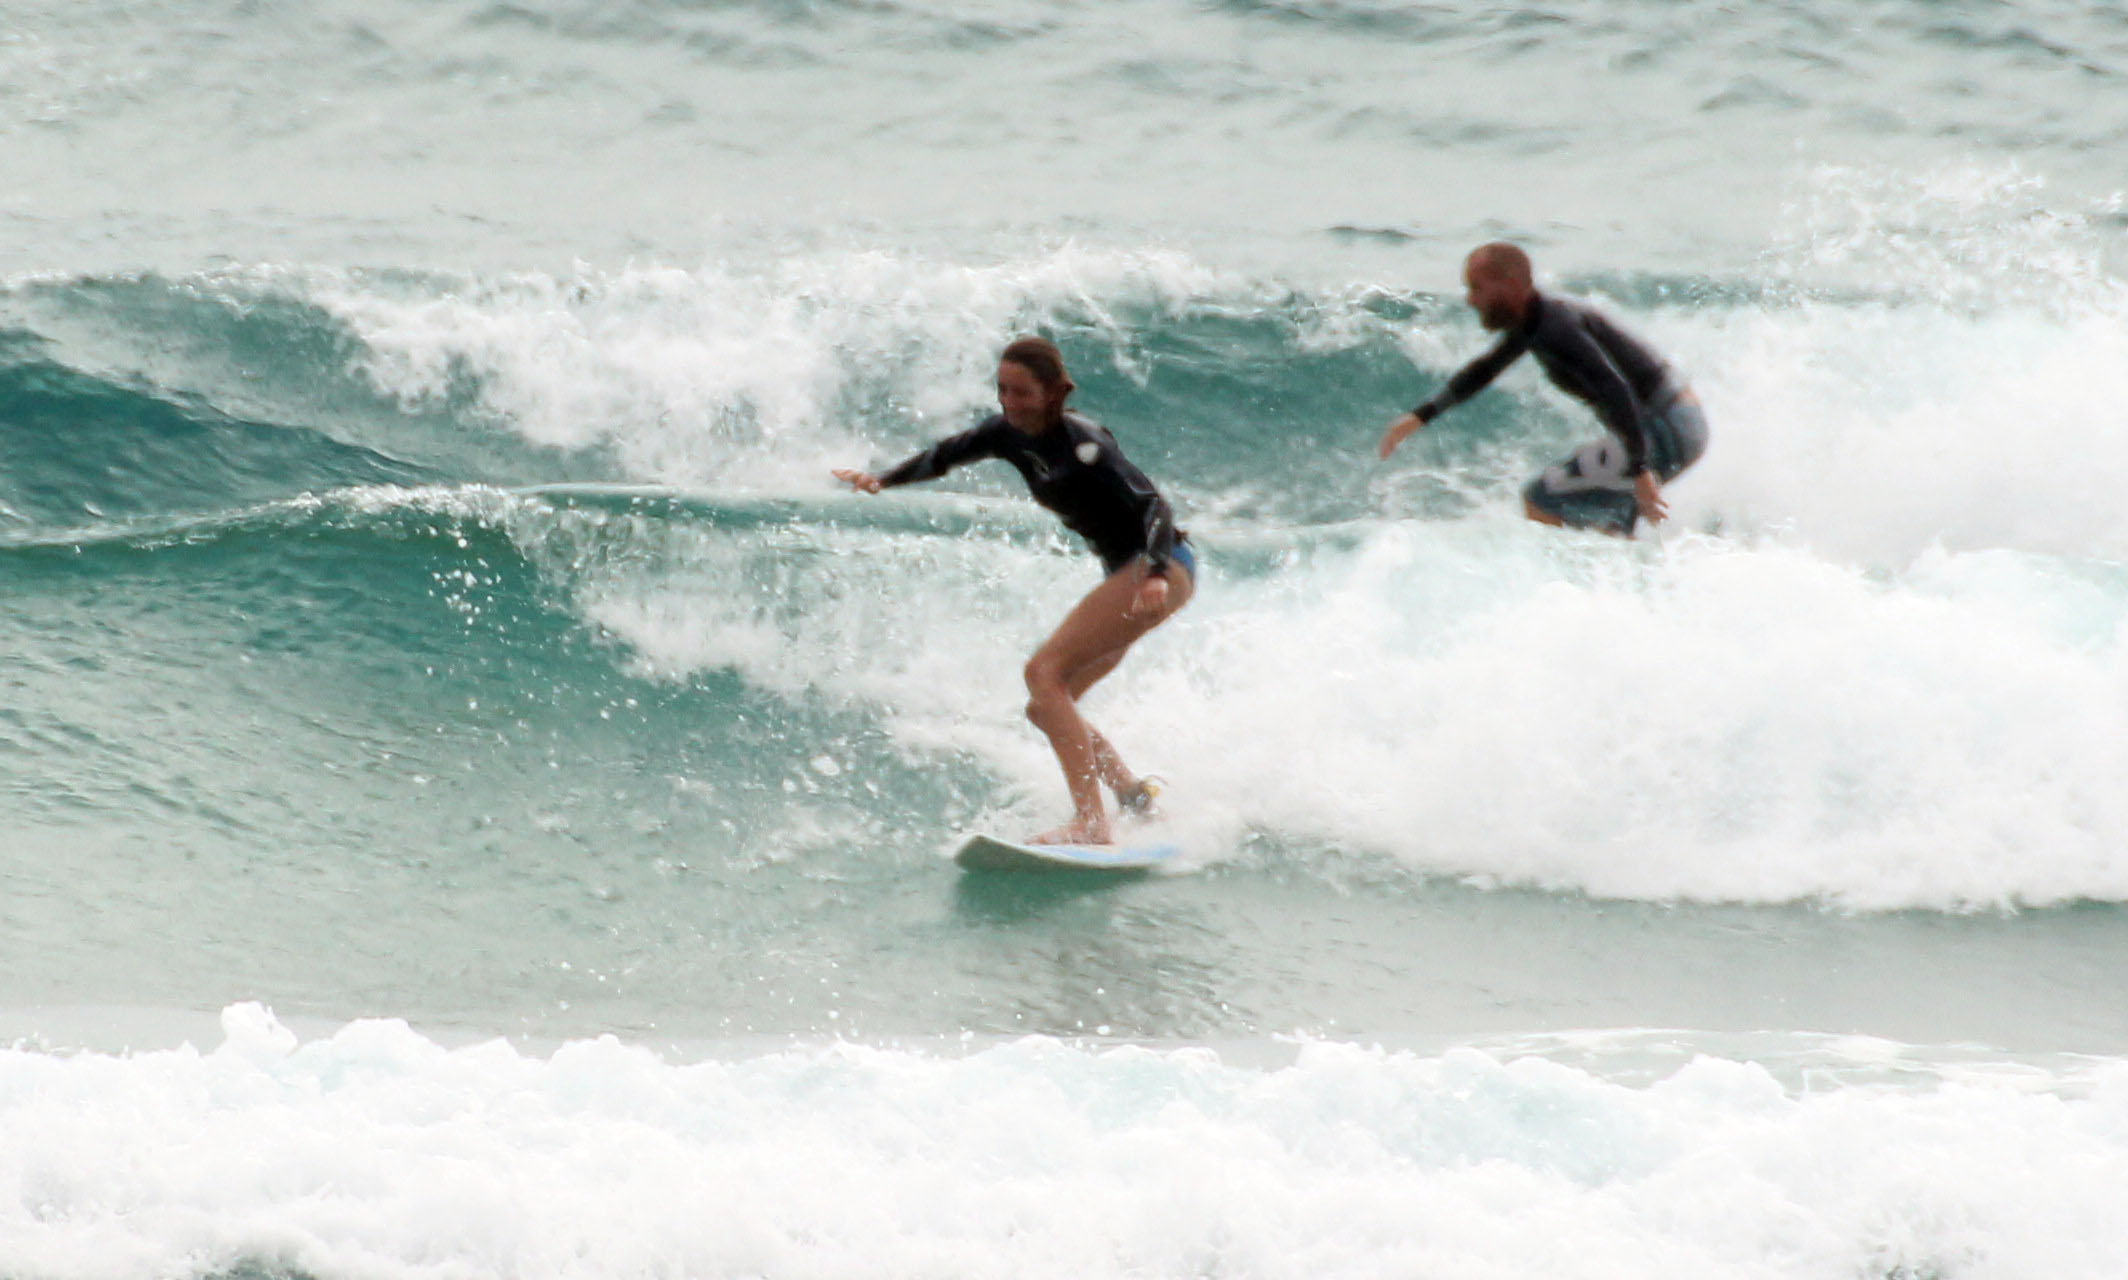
1379 330 1530 459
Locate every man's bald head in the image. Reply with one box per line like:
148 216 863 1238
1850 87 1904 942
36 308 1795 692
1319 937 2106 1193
1466 242 1532 286
1462 242 1535 331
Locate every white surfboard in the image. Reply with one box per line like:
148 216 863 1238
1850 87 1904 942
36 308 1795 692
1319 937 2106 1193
952 832 1183 873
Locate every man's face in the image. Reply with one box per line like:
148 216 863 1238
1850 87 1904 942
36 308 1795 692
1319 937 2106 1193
1464 261 1523 331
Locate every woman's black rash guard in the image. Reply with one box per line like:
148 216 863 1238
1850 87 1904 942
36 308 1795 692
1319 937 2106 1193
876 412 1183 575
1414 292 1680 476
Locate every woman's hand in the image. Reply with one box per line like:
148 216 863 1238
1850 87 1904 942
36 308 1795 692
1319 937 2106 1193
1377 412 1422 460
1128 572 1170 619
833 469 883 494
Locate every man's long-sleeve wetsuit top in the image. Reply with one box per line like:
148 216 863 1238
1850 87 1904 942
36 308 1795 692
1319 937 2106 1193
1415 292 1679 475
878 412 1181 574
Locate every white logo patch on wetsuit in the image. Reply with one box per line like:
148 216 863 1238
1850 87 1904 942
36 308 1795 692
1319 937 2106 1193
1075 441 1102 466
1542 438 1633 495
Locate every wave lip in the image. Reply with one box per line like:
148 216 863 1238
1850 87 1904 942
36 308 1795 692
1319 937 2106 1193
13 215 2128 558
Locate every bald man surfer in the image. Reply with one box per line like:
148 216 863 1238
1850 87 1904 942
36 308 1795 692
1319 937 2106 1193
1378 242 1707 535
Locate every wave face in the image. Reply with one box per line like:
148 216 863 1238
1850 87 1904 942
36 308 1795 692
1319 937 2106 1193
6 244 2126 916
5 241 2128 1068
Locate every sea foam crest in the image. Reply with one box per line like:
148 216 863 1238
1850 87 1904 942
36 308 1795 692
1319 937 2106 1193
1677 162 2128 561
18 224 2128 568
285 218 2128 566
296 247 1240 487
2 1005 2125 1280
569 505 2128 909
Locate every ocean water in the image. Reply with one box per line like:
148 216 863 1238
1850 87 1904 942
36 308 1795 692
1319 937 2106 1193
6 1 2128 1276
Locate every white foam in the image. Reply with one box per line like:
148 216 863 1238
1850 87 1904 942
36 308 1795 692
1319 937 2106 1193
30 209 2128 574
294 247 1240 491
1671 163 2128 563
283 213 2128 573
567 504 2128 909
1663 297 2128 563
3 1005 2125 1280
1132 528 2128 908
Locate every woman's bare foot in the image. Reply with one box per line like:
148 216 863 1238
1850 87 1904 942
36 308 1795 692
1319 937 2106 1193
1115 775 1164 821
1029 817 1113 846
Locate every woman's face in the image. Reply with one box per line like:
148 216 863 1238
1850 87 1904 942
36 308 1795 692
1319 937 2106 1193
996 359 1051 430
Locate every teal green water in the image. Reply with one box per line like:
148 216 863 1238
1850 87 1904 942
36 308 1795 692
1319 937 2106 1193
4 286 2127 1048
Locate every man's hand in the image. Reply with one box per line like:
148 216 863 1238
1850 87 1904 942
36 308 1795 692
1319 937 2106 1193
1633 471 1668 526
832 469 883 494
1377 412 1422 460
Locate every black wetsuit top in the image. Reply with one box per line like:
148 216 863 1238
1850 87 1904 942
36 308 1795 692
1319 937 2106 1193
1415 292 1680 476
878 412 1182 574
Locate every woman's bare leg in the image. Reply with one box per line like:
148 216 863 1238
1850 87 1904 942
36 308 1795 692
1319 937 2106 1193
1060 645 1135 792
1023 562 1193 844
1069 657 1161 811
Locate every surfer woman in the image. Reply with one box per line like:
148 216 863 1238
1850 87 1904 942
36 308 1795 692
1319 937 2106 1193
834 337 1195 845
